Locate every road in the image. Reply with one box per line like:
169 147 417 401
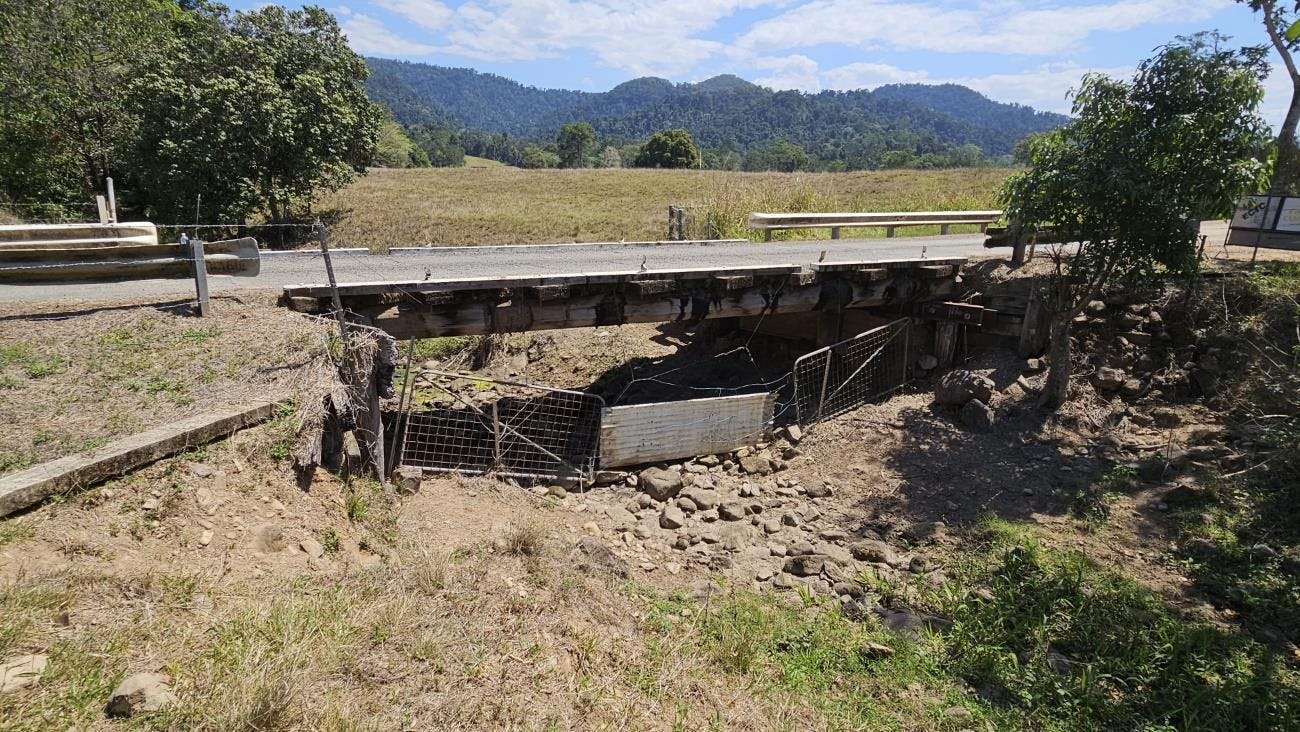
0 233 992 303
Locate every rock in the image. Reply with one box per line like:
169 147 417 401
783 554 827 576
635 493 654 510
789 539 816 556
959 399 996 432
784 424 804 444
850 539 900 567
1025 357 1045 372
546 485 568 499
908 556 929 573
676 497 699 513
739 455 773 476
718 501 746 521
1120 378 1143 397
189 463 215 478
105 673 176 717
762 519 781 534
249 523 285 553
639 468 683 501
1094 367 1126 391
804 481 833 498
876 608 953 637
1162 483 1210 508
916 354 939 371
570 537 628 577
603 504 637 526
755 564 776 581
945 706 973 720
935 370 994 406
1151 407 1182 428
198 530 213 547
391 465 422 495
632 520 656 540
300 538 324 558
902 521 947 544
857 642 894 660
593 470 626 485
659 505 687 530
680 487 719 510
1086 300 1106 314
1 654 47 694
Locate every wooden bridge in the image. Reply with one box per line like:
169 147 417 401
279 256 965 340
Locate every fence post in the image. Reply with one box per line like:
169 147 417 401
491 402 502 470
189 238 210 317
815 352 833 421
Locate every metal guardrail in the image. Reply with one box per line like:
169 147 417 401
0 223 259 282
749 210 1003 241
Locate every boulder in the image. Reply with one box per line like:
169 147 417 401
784 425 804 444
717 501 746 521
917 354 939 371
959 399 996 432
783 554 827 577
680 487 719 510
1094 367 1126 391
1151 407 1182 428
659 505 687 530
850 539 901 567
739 455 773 476
804 481 833 498
639 468 683 502
391 466 422 495
105 673 176 718
935 370 994 406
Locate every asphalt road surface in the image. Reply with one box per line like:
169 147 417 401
0 233 992 304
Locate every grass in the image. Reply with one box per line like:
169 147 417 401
314 167 1012 251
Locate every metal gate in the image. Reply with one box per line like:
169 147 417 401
396 372 604 481
793 319 911 424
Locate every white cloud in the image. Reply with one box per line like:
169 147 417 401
753 55 822 91
822 62 931 90
373 0 454 30
341 13 440 56
737 0 1230 57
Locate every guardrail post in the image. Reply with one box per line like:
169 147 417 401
940 224 950 235
830 227 841 240
886 226 896 238
764 229 773 243
189 237 211 317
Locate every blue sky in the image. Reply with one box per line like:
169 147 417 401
226 1 1287 120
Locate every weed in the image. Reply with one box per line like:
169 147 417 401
0 520 36 547
0 451 31 475
1070 463 1139 526
345 490 370 523
502 522 546 557
180 325 220 343
413 336 474 362
321 528 341 554
410 549 449 594
23 355 63 378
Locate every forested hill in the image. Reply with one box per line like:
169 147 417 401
365 58 1069 164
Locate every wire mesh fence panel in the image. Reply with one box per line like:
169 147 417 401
398 375 605 481
793 319 911 424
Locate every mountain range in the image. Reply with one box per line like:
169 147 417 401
365 58 1070 168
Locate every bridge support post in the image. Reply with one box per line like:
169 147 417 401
934 321 959 367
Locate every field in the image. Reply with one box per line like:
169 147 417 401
313 167 1013 251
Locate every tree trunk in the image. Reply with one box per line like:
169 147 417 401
1263 0 1300 195
1041 317 1072 409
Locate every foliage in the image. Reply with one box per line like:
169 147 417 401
129 4 382 225
634 129 700 169
1000 34 1270 405
942 520 1300 729
597 146 623 168
555 122 597 168
743 139 811 172
407 123 465 167
1238 0 1300 192
519 144 560 169
373 115 427 168
366 59 1069 171
0 0 178 213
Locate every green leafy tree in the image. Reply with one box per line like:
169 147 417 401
744 140 810 172
373 116 424 168
520 144 560 169
634 129 700 168
408 123 465 167
0 0 177 213
130 4 382 226
597 146 622 168
1239 1 1300 193
555 122 597 168
1001 35 1269 407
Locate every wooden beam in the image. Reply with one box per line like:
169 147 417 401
0 397 287 518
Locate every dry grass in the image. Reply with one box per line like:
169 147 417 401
0 298 333 477
314 167 1013 251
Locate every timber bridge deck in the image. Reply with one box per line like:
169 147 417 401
279 256 966 339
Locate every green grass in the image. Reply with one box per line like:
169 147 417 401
463 155 511 168
0 520 36 547
315 167 1012 251
413 336 474 362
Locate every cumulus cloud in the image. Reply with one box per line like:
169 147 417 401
341 13 440 56
753 55 822 91
373 0 454 30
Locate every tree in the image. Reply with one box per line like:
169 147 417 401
1001 34 1269 407
408 123 465 167
130 4 382 226
0 0 178 213
1240 1 1300 193
556 122 597 168
744 140 810 172
634 129 700 168
373 116 422 168
520 144 560 169
597 146 622 168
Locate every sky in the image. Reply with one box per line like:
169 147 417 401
225 0 1289 121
